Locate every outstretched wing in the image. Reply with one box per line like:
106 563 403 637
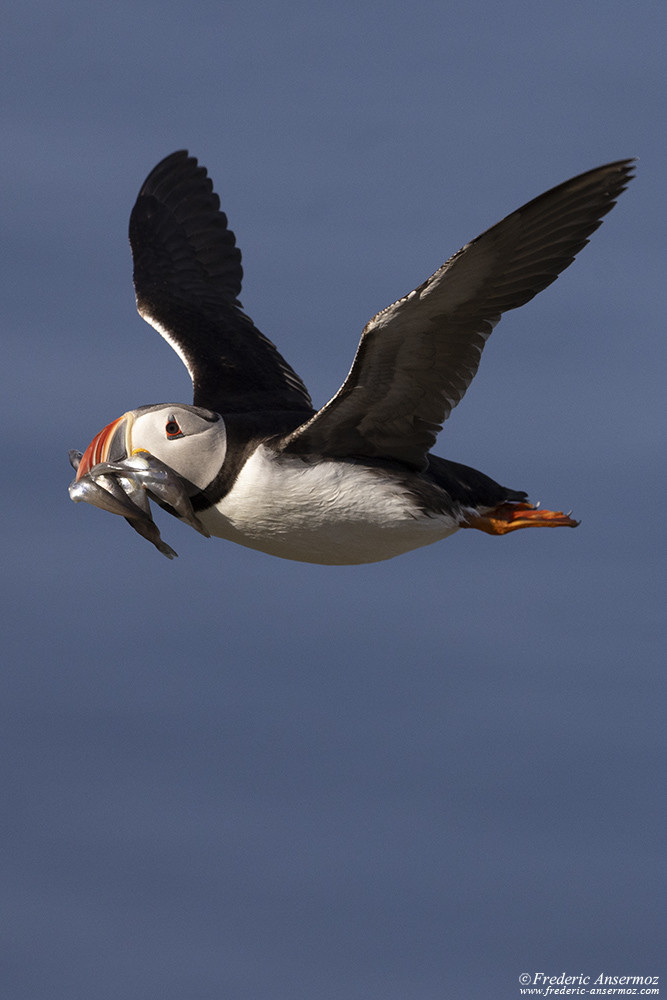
282 159 634 469
130 150 313 415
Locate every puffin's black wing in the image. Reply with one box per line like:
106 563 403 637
282 159 634 470
130 150 313 415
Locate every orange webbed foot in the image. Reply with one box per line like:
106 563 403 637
461 501 580 536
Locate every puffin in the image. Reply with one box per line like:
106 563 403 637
70 151 634 563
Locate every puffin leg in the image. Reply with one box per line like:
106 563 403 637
461 501 579 535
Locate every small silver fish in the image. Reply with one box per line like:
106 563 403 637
100 453 210 537
68 473 150 521
68 453 191 558
120 505 179 560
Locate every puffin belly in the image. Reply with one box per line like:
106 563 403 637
198 447 460 565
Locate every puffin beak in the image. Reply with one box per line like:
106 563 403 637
75 412 133 480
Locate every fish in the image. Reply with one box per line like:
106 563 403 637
67 450 206 558
100 453 210 537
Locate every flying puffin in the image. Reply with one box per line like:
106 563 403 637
71 151 634 563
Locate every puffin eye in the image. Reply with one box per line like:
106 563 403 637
165 415 184 439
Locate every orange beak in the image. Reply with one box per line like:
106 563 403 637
75 414 130 480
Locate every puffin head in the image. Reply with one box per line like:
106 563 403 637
76 403 227 491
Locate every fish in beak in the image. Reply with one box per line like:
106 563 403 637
68 413 209 558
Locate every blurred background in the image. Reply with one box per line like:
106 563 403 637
2 2 665 997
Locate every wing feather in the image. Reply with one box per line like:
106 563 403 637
130 150 313 415
282 159 634 469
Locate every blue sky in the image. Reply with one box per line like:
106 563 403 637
2 2 665 997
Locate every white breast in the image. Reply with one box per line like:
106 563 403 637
199 445 460 564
